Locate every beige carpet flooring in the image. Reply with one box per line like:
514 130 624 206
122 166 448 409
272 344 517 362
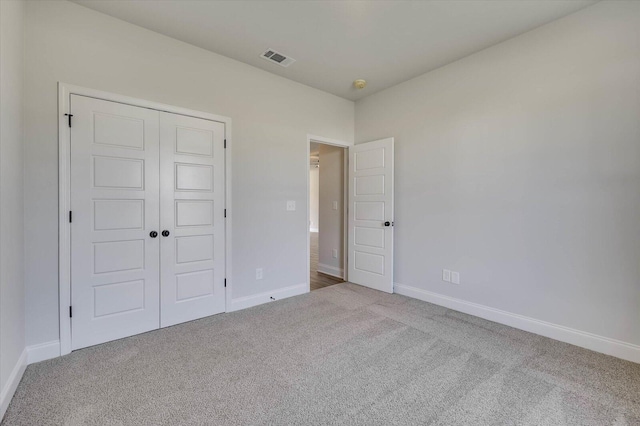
3 283 640 425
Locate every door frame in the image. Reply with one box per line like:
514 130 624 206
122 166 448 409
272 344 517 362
306 134 352 292
58 83 233 356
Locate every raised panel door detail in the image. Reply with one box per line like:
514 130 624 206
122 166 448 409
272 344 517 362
348 138 394 293
176 127 213 157
93 112 144 150
93 279 145 318
93 200 144 231
176 270 214 302
71 94 160 350
354 227 385 249
354 201 385 221
175 163 213 192
354 148 385 171
160 112 225 328
175 200 214 227
354 251 384 276
93 240 145 274
176 235 214 264
355 175 385 196
93 156 144 189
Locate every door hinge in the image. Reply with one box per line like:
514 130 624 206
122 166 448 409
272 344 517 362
224 279 227 288
224 209 227 218
69 211 72 223
224 139 227 149
64 113 73 128
69 306 73 318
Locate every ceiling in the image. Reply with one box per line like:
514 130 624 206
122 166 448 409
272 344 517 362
72 0 597 101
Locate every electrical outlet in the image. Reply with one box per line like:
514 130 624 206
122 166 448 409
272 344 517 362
332 201 338 210
451 271 460 285
286 201 296 211
332 249 338 259
256 268 263 280
442 269 451 282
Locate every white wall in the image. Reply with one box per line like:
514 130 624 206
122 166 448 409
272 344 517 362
318 144 344 277
0 0 26 418
24 0 354 347
309 166 319 232
356 1 640 348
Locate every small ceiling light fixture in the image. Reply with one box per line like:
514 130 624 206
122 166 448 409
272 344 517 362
354 79 367 89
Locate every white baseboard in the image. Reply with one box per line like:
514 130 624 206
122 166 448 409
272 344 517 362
317 263 344 279
228 283 308 312
0 348 27 421
27 340 60 364
394 283 640 364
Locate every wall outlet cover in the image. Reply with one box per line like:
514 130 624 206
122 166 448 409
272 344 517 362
442 269 451 282
451 271 460 284
256 268 263 280
286 200 296 211
332 249 338 258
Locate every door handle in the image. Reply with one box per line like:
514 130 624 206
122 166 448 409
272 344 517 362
384 221 391 227
150 231 158 238
162 230 170 237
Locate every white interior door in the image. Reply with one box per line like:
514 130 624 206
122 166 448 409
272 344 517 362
70 95 160 350
347 138 394 293
159 112 226 327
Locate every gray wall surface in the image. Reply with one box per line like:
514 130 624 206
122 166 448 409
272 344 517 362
24 0 353 347
0 0 25 404
355 1 640 345
310 166 319 232
318 144 345 276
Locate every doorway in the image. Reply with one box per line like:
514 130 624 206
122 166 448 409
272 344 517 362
308 140 347 291
307 135 396 295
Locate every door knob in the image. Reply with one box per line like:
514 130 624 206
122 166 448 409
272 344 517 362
162 230 170 237
384 221 391 227
150 231 158 238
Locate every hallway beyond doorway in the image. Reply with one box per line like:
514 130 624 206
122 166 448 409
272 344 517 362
310 232 343 291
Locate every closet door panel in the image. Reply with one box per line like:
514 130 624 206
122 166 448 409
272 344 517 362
70 95 161 350
159 112 226 327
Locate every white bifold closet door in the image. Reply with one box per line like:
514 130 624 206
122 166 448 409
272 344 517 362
70 95 225 350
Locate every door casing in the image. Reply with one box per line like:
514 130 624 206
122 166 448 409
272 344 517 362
58 83 232 356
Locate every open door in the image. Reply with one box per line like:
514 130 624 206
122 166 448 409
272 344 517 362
347 138 394 293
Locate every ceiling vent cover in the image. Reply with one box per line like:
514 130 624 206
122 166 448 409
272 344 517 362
261 49 296 67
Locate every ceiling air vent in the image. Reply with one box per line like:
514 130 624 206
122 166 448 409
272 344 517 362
261 49 296 67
